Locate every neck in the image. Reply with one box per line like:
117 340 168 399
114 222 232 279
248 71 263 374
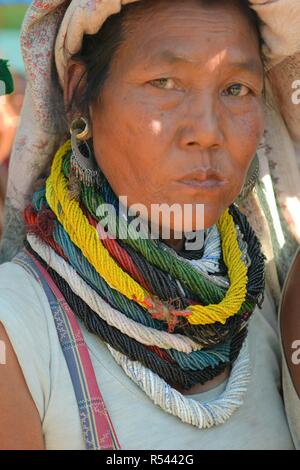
164 234 185 253
174 365 231 396
147 220 185 252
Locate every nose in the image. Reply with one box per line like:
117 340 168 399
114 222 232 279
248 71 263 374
177 92 224 150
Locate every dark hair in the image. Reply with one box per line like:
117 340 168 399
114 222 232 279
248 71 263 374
67 0 265 117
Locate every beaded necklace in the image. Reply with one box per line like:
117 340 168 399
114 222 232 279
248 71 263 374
23 140 265 426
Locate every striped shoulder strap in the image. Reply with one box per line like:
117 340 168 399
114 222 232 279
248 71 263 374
13 248 121 450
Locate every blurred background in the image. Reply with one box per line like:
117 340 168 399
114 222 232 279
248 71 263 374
0 1 28 235
0 3 27 73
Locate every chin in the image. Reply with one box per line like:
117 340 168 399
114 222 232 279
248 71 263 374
203 204 229 229
156 203 228 236
187 202 227 230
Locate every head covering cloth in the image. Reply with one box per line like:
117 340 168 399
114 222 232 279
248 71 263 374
1 0 300 304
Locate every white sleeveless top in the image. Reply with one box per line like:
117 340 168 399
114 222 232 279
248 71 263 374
0 261 296 450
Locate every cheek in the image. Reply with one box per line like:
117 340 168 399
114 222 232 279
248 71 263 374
228 106 265 174
219 104 265 204
91 92 176 196
90 105 161 210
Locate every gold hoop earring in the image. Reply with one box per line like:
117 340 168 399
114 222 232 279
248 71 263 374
69 116 102 188
70 116 91 141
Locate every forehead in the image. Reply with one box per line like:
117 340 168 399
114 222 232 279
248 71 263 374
118 0 262 71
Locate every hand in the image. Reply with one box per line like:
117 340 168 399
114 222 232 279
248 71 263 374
248 0 300 68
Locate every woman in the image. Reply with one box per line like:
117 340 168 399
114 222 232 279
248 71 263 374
0 0 299 450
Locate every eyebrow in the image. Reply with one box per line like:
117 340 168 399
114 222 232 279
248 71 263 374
153 50 263 75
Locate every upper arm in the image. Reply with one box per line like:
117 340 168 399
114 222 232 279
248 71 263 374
280 248 300 397
0 321 45 450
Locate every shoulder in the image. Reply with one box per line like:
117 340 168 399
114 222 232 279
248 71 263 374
0 260 53 351
0 260 56 421
0 259 87 449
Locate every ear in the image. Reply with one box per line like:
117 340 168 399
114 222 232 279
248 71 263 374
63 60 87 118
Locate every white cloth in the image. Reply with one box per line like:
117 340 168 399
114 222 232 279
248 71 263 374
0 260 296 450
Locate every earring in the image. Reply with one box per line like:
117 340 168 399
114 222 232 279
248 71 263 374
236 153 260 203
69 116 102 188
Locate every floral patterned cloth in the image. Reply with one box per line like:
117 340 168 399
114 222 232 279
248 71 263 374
0 0 299 306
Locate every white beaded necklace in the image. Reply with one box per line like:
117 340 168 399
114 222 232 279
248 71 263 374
107 340 250 428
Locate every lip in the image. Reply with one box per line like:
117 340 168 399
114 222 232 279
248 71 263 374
178 170 225 190
180 179 225 189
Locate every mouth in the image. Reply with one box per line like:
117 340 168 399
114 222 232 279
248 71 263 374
177 169 226 190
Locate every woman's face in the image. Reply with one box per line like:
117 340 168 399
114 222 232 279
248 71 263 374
89 0 265 231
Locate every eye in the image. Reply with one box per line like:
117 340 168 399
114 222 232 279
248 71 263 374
222 83 251 97
149 78 177 90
